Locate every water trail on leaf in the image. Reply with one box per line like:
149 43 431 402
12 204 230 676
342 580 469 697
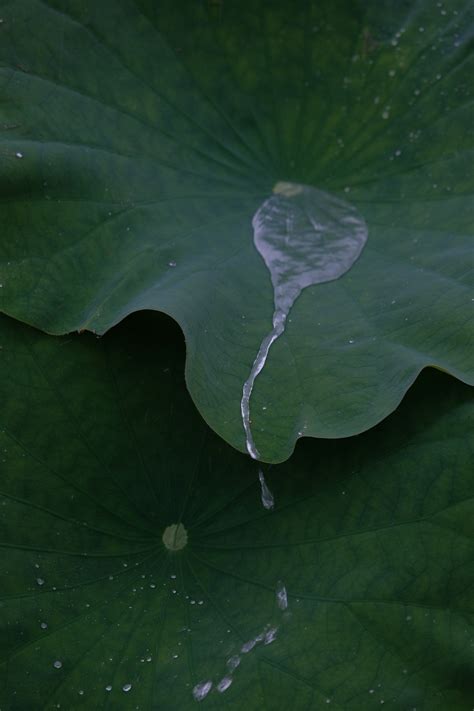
241 182 368 459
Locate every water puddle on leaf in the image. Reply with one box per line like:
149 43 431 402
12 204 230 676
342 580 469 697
241 181 368 459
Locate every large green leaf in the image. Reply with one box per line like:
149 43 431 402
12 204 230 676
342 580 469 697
0 311 473 709
0 0 473 461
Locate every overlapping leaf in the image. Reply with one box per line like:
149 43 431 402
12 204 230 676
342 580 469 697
0 0 472 460
0 312 473 709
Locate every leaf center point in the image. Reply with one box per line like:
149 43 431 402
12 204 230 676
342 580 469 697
162 523 188 551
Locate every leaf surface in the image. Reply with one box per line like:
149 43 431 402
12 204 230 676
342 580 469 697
0 312 473 709
0 0 473 460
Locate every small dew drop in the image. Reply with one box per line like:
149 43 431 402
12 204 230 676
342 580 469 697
264 627 278 645
122 683 132 693
105 685 112 692
36 577 45 586
168 261 177 268
53 660 62 669
193 681 212 701
241 639 257 653
40 622 48 630
276 582 288 611
227 655 241 672
217 676 233 693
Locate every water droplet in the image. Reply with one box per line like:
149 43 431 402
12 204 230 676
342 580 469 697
78 690 84 696
264 627 278 645
217 676 233 693
40 622 48 629
258 469 274 510
53 660 62 669
276 582 288 611
36 577 45 586
105 685 112 692
122 683 132 693
15 152 23 158
227 655 241 672
382 110 390 120
193 681 212 701
168 261 177 268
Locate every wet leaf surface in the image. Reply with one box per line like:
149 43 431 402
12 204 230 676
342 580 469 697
0 311 473 709
0 1 473 460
